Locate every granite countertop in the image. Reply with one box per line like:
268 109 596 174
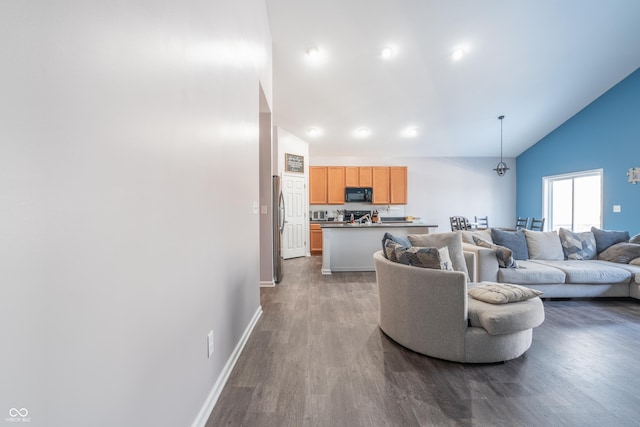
320 222 437 229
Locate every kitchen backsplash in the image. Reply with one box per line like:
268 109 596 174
311 204 405 219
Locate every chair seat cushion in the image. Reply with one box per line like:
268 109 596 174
467 294 545 335
469 282 543 304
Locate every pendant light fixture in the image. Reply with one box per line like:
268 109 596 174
494 115 509 176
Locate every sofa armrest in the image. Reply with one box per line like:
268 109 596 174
462 243 499 282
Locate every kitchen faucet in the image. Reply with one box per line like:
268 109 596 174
358 213 372 224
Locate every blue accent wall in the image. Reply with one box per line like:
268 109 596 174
516 67 640 235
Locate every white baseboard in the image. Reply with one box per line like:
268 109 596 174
260 280 275 287
191 305 263 427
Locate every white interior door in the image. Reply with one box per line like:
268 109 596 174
282 174 306 259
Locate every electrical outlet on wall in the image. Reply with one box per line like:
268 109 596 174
207 330 214 358
613 205 621 213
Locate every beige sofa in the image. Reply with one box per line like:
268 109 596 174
373 251 544 363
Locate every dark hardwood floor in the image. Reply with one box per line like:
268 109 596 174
207 256 640 426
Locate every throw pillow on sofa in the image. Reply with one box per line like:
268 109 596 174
408 231 469 279
381 232 411 259
468 283 543 304
591 227 630 254
461 229 493 245
598 242 640 264
558 228 596 260
523 230 564 260
384 240 409 264
491 228 529 260
629 233 640 244
389 244 454 270
472 236 518 268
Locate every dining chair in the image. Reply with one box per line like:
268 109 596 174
458 216 472 231
515 217 529 230
450 216 461 231
474 216 489 229
530 217 545 231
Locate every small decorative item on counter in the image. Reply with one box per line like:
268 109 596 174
350 214 355 224
371 210 379 223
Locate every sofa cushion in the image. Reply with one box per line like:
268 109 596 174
472 236 518 268
590 260 640 275
498 260 566 285
381 232 411 259
591 227 630 254
524 230 564 260
408 231 469 279
631 257 640 266
461 229 493 245
558 228 597 260
630 234 640 244
468 283 543 304
491 229 529 260
531 260 632 284
598 242 640 264
467 295 545 335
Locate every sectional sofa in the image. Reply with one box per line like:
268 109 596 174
462 227 640 299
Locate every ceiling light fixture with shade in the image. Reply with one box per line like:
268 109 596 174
494 115 510 176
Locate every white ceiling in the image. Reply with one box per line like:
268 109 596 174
266 0 640 158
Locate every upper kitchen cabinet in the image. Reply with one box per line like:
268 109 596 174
345 167 359 187
345 166 373 188
359 167 373 187
372 167 390 204
309 166 328 204
327 167 345 204
390 166 407 204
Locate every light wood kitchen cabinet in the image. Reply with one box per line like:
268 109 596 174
310 223 322 255
372 167 390 204
345 167 359 187
390 166 408 204
327 167 345 204
359 167 373 187
309 166 328 204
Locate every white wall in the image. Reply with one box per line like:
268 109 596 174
0 1 271 426
311 156 517 231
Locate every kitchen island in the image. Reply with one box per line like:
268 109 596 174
320 222 437 274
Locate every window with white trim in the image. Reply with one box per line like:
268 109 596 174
542 169 603 232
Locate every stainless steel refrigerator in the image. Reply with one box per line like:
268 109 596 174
272 175 285 283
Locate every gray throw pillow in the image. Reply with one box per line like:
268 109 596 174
384 240 408 264
558 228 596 260
403 246 450 270
629 233 640 244
381 232 411 259
491 229 529 260
408 231 469 279
598 242 640 264
591 227 630 254
523 230 565 260
472 236 518 268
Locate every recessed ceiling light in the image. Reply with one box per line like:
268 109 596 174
380 46 395 60
306 47 320 57
355 127 371 138
452 48 466 61
307 127 321 137
402 127 419 138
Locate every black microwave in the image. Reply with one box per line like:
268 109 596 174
345 187 373 203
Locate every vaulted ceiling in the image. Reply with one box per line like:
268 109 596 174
266 0 640 158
